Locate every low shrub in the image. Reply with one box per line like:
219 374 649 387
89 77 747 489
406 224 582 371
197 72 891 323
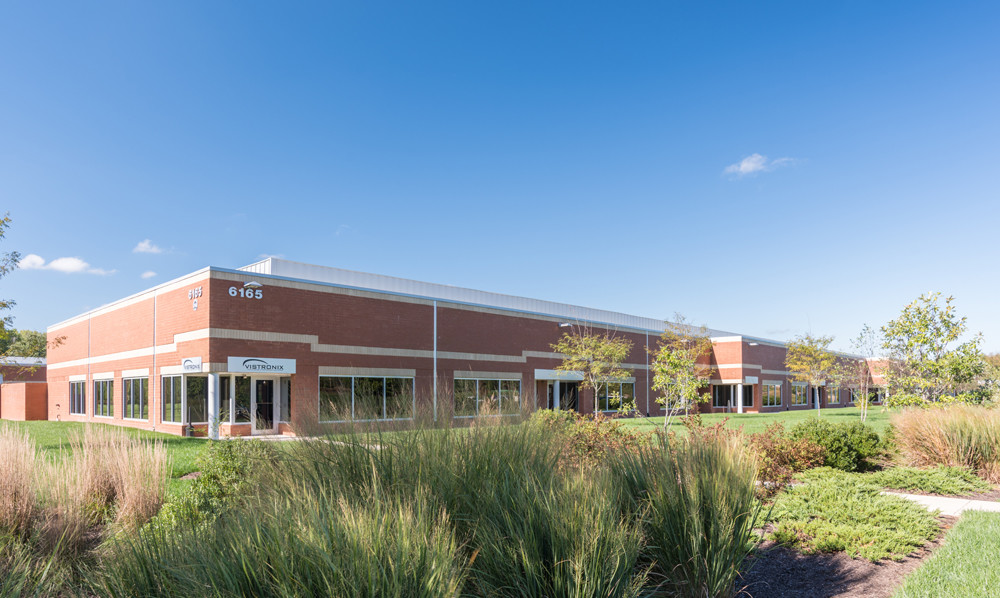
892 405 1000 482
770 469 939 561
797 466 992 496
609 434 762 598
789 418 882 472
154 439 277 529
869 466 992 496
746 423 825 494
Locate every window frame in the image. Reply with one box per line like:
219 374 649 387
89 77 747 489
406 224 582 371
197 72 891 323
69 381 86 415
452 377 522 418
161 375 184 424
186 376 209 424
828 386 840 404
93 379 114 418
596 381 635 412
712 384 734 408
318 375 416 423
790 383 808 406
122 377 149 421
762 383 782 407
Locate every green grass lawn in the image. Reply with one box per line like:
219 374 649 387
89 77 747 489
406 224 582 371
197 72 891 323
2 420 209 497
893 511 1000 598
621 406 892 435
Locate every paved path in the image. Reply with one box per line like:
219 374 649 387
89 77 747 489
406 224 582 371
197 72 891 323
885 492 1000 517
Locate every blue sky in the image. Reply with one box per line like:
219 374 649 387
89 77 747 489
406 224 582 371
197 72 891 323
2 1 998 352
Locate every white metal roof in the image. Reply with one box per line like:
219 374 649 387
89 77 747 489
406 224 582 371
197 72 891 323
1 356 46 366
239 258 739 337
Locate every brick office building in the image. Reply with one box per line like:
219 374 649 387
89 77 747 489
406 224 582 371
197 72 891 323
44 258 876 437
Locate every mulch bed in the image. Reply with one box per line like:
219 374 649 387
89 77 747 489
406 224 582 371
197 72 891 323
737 516 956 598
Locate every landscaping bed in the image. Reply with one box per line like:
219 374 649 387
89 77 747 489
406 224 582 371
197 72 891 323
740 518 954 598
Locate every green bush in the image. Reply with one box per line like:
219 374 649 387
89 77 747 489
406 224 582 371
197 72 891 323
153 439 278 529
790 418 882 472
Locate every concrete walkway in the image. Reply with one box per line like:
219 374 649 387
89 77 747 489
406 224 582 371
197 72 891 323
885 492 1000 517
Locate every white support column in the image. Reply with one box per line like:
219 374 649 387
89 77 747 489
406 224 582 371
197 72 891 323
553 380 561 410
736 384 744 414
208 372 220 440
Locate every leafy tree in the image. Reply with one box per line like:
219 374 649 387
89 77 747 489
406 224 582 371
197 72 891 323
785 333 837 412
880 293 987 405
551 325 633 411
0 329 47 357
0 213 20 359
649 314 714 429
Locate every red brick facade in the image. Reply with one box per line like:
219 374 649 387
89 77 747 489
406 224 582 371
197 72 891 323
40 260 874 436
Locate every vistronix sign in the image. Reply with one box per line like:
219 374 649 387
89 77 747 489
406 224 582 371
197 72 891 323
226 357 297 374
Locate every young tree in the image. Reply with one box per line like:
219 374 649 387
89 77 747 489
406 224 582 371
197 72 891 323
551 325 633 411
880 292 987 405
785 333 837 414
0 213 21 359
649 314 714 430
835 325 880 422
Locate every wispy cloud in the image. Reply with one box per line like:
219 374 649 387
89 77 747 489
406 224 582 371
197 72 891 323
141 270 157 279
19 254 115 275
257 253 285 260
133 239 163 254
723 153 797 178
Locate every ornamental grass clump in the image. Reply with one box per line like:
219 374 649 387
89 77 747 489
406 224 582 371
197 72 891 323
892 405 1000 482
287 416 645 597
96 484 467 598
0 426 37 539
608 433 762 598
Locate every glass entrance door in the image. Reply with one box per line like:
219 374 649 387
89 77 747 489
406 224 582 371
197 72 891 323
253 379 275 434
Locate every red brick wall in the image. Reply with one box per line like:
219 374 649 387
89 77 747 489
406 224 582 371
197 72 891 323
0 383 47 420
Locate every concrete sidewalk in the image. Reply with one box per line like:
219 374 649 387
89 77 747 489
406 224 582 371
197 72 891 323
885 492 1000 517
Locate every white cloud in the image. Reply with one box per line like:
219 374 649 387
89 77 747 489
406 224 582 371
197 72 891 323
18 254 115 275
723 153 797 178
18 254 46 270
141 271 157 279
133 239 163 254
257 253 284 260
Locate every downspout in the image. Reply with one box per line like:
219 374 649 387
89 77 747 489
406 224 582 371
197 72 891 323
433 301 438 422
87 315 91 422
645 332 649 416
151 293 157 432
